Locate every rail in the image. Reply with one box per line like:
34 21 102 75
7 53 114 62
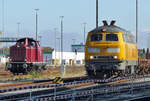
0 75 147 93
0 75 150 101
25 78 150 101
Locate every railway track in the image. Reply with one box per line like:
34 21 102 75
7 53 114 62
0 75 150 100
0 80 53 89
0 78 94 100
0 76 89 93
0 75 147 93
27 77 150 101
0 70 12 77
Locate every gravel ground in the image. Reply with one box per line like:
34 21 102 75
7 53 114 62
0 65 86 82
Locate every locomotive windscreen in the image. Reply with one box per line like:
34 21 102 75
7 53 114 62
106 34 118 41
91 34 102 41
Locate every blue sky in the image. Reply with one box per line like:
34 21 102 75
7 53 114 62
0 0 150 50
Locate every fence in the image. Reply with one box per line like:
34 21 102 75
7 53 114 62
1 75 150 101
25 76 150 101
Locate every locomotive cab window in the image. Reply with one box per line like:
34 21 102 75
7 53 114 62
106 33 118 41
90 34 102 41
29 40 36 46
16 40 25 45
123 33 136 44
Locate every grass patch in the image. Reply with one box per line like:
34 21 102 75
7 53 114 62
28 71 42 79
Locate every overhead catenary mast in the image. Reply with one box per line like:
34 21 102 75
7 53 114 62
83 22 86 44
136 0 138 44
2 0 4 35
60 16 65 76
35 9 39 41
96 0 98 28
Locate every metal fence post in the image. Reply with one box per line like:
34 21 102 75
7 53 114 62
128 76 131 94
72 81 76 101
131 76 133 95
110 84 113 96
105 78 107 97
132 76 134 94
118 78 121 98
54 85 56 101
111 78 114 96
144 72 146 95
129 76 133 95
91 86 93 101
30 89 32 101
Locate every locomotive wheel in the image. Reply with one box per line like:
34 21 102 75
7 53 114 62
95 71 111 79
86 70 95 78
104 72 112 79
86 70 113 79
23 68 28 75
10 67 18 75
37 67 43 72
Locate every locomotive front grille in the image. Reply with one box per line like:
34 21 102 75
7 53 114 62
97 55 113 59
91 55 114 59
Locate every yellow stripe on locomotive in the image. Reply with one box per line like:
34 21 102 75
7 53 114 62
85 20 138 78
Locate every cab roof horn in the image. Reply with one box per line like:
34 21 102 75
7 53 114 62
110 20 116 26
102 20 116 26
102 20 108 26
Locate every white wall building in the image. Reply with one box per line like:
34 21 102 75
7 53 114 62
52 50 85 65
0 55 9 65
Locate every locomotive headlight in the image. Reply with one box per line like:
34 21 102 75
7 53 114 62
113 55 118 59
9 58 12 62
107 48 120 53
88 48 100 53
90 56 94 59
23 64 28 69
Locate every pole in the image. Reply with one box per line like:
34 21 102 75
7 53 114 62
83 23 86 44
17 22 20 38
136 0 138 43
2 0 5 53
96 0 98 28
35 9 39 62
2 0 4 36
36 11 38 40
38 36 42 45
60 16 65 76
35 9 39 41
57 38 61 65
54 28 57 67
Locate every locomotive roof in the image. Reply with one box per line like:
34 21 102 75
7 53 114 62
17 37 36 42
89 25 128 33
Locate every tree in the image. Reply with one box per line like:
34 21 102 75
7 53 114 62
43 47 54 53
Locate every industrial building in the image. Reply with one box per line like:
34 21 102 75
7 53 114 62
51 51 85 66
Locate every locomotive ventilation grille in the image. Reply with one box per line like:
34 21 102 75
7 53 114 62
92 55 114 59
